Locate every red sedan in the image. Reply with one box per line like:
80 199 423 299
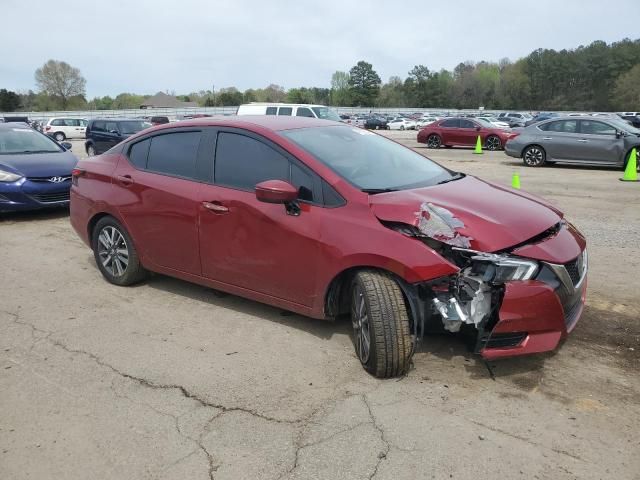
70 116 587 378
417 117 514 150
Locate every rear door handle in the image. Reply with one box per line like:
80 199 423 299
202 201 229 214
542 137 553 140
577 139 588 142
116 175 134 186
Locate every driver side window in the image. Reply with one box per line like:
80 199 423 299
214 132 319 203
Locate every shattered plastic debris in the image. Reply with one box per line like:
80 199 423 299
415 202 472 248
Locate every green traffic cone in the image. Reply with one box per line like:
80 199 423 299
620 148 639 182
473 135 483 154
512 173 521 189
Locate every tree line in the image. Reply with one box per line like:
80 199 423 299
1 38 639 113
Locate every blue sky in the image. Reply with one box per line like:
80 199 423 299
2 0 639 97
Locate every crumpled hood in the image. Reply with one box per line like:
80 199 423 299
0 151 78 178
369 175 562 252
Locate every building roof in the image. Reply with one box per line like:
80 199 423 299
140 92 199 109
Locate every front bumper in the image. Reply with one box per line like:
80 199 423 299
478 248 588 359
0 177 71 212
479 277 586 359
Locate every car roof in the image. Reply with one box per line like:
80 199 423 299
148 115 343 132
89 118 147 122
0 122 31 130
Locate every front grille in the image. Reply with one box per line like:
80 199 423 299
564 258 581 285
564 297 582 328
29 191 70 203
28 176 72 183
479 332 527 349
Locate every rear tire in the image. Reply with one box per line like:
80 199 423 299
400 125 405 131
351 270 412 378
485 135 502 151
523 145 546 167
427 134 442 149
87 144 96 157
92 216 147 286
54 132 65 142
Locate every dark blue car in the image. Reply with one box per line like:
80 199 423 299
0 123 78 212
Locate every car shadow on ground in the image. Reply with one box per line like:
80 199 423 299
0 207 69 224
500 159 624 172
93 264 354 341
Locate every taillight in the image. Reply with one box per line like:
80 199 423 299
71 168 86 186
45 126 51 131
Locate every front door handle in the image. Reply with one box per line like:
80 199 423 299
542 137 553 140
116 175 134 186
577 139 588 143
202 201 229 214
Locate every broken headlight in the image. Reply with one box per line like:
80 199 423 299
470 254 538 283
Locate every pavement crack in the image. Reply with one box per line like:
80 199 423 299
51 339 296 425
468 419 583 461
363 394 390 480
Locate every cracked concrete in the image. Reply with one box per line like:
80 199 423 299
2 140 640 479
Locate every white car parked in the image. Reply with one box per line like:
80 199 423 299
415 116 439 129
476 116 511 130
44 117 88 141
388 118 417 130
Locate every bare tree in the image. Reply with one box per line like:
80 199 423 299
35 60 86 109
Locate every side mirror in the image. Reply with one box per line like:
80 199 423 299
110 130 120 135
255 180 298 204
616 130 624 138
61 142 72 150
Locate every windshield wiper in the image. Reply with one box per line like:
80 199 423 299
436 172 465 185
361 188 399 194
18 150 59 154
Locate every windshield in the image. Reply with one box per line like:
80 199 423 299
0 128 62 154
119 121 151 135
608 118 640 134
281 126 454 191
311 107 341 122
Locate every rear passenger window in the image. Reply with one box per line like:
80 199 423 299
146 132 201 178
296 108 314 118
278 107 293 116
266 107 277 115
215 132 289 190
440 119 459 128
128 138 150 168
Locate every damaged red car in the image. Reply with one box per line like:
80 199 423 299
70 117 587 378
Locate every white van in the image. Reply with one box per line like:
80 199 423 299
236 103 341 121
44 117 88 141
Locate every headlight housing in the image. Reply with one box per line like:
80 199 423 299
470 254 538 283
0 169 22 183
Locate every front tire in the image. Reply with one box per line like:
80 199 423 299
400 125 405 131
87 144 96 157
351 270 412 378
92 216 146 286
523 145 546 167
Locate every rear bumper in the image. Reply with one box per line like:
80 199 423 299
479 278 586 360
504 141 521 158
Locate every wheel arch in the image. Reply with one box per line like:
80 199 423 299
521 143 547 158
323 265 419 326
